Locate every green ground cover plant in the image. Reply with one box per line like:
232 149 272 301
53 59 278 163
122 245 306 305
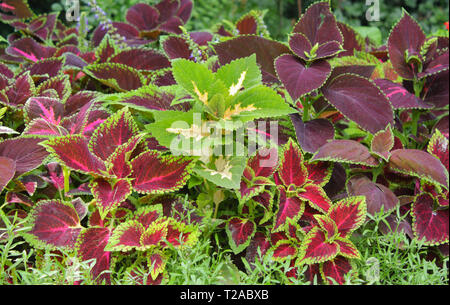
0 0 448 285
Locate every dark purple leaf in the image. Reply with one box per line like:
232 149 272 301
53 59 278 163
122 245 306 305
290 114 334 153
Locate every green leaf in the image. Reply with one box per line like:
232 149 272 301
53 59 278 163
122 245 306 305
194 156 246 189
215 54 262 93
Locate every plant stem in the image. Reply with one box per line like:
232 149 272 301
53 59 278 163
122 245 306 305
301 97 310 121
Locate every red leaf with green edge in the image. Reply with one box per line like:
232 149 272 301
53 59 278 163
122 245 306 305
275 55 331 101
321 73 394 134
247 147 279 179
0 137 48 178
43 134 106 175
89 108 139 161
213 35 292 83
297 183 332 213
273 188 305 232
299 227 339 265
95 35 119 63
388 11 426 80
27 57 64 79
140 221 168 249
334 237 360 259
27 13 58 41
147 251 167 281
126 3 159 32
370 124 394 161
237 181 264 205
0 0 34 19
313 214 337 241
311 139 379 167
107 220 145 251
0 156 15 193
163 220 198 248
24 97 64 125
0 63 13 78
134 205 162 228
76 227 112 284
346 175 399 216
288 32 312 61
277 139 308 187
6 37 55 62
389 149 449 189
328 196 366 238
84 63 144 92
130 151 193 194
422 70 448 109
90 178 132 220
109 48 171 71
235 13 258 35
64 91 100 116
36 75 71 103
0 72 34 108
22 119 68 138
272 241 297 261
27 200 82 249
226 217 256 254
320 256 352 285
91 22 141 48
427 129 449 172
245 232 271 267
412 193 449 246
305 263 322 284
419 51 449 79
105 86 190 112
293 2 342 47
107 135 144 179
305 161 333 186
291 114 335 154
337 22 363 57
177 0 193 23
162 36 192 60
374 79 432 110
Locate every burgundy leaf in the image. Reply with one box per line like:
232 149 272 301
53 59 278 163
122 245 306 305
275 55 331 101
272 242 297 261
0 156 15 192
109 48 171 71
28 200 82 249
321 73 394 134
245 232 271 268
92 22 141 47
0 137 48 178
389 149 449 189
337 22 362 57
214 35 291 83
6 37 55 62
108 220 145 251
0 72 34 108
84 63 144 92
374 79 432 110
177 0 193 24
311 139 379 167
226 217 256 254
305 161 333 186
291 114 335 153
370 125 395 161
422 70 449 109
162 36 191 60
76 227 112 284
347 175 399 216
236 15 258 35
126 3 159 32
412 193 449 245
293 2 342 46
388 12 426 79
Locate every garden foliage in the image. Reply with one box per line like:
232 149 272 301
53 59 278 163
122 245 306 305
0 0 448 285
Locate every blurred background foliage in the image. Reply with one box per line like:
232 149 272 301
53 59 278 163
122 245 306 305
1 0 449 44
